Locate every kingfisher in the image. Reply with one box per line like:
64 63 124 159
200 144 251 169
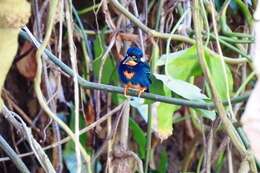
118 47 151 97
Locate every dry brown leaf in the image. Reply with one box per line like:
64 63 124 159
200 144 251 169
16 42 37 80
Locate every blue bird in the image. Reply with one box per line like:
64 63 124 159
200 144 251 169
118 47 151 97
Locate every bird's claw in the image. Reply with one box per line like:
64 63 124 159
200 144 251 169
124 86 129 98
137 88 146 97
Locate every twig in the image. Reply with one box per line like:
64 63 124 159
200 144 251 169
120 100 130 150
192 0 257 172
72 5 93 70
131 0 145 53
0 135 30 173
2 90 40 133
209 0 235 121
211 137 229 165
128 151 144 173
65 1 82 173
0 103 124 162
78 3 101 15
227 142 234 173
234 71 256 97
109 0 194 44
1 106 56 172
238 159 250 173
96 34 117 121
30 0 92 171
155 0 164 31
205 128 213 173
144 105 152 173
166 9 189 53
106 93 113 173
20 29 252 110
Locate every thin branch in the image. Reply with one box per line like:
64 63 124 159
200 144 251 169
28 0 92 171
1 106 56 172
0 135 30 173
20 29 251 110
192 0 257 172
144 105 152 173
65 1 82 172
0 103 124 162
109 0 194 44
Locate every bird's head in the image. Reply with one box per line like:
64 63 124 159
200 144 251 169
122 47 143 66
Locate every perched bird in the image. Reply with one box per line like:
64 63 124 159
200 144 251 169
118 47 151 97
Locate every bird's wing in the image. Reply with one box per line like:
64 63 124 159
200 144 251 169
143 63 152 84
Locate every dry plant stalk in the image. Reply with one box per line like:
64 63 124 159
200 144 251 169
241 0 260 164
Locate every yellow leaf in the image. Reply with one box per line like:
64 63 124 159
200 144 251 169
0 29 19 109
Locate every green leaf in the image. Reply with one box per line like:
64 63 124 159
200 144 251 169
149 75 166 96
195 108 216 121
144 75 166 104
157 149 168 173
130 98 178 140
163 46 202 80
129 118 146 159
93 33 123 104
93 33 118 84
154 102 179 140
160 46 233 100
205 51 233 99
154 74 208 100
215 151 225 173
63 104 89 173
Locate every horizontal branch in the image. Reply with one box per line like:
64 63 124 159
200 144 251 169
19 29 250 110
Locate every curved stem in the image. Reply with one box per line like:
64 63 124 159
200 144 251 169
21 28 252 111
31 0 92 172
193 0 257 172
110 0 195 44
0 135 30 173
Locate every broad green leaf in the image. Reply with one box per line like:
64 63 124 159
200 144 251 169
156 49 186 66
130 98 178 140
149 75 166 96
164 46 202 80
160 46 233 100
129 118 146 159
205 50 233 99
144 75 166 104
154 74 208 100
154 102 178 140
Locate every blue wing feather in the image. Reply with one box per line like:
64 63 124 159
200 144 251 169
118 47 151 92
118 62 151 89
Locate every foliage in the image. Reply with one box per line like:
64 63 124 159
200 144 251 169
0 0 258 172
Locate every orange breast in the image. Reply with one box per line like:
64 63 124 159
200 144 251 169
123 71 135 79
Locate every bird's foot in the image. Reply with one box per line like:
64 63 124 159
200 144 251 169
124 85 130 98
138 88 146 97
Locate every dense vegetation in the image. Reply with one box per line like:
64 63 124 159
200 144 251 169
0 0 259 172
